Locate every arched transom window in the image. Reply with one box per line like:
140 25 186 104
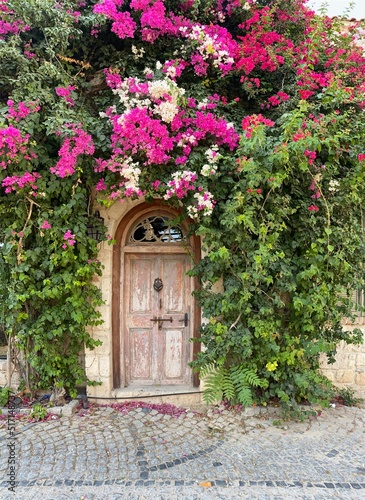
128 215 186 244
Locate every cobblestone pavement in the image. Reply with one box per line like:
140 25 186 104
0 401 364 499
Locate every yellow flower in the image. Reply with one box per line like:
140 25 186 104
266 361 278 372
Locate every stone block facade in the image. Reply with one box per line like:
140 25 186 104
0 359 20 388
320 323 365 399
0 360 7 387
85 199 141 400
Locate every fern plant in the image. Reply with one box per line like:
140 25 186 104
200 363 268 406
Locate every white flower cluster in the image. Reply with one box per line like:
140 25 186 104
99 105 116 118
115 78 152 114
187 191 215 219
200 144 221 176
164 65 177 79
143 66 154 77
149 77 184 123
181 25 234 70
114 70 185 124
328 179 340 192
243 0 256 10
172 170 196 182
120 158 141 194
216 10 225 23
131 45 145 60
154 100 179 123
148 79 172 99
163 170 196 200
177 133 198 147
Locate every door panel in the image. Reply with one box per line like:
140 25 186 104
163 329 183 379
130 258 153 313
124 253 192 386
163 258 185 312
130 329 151 380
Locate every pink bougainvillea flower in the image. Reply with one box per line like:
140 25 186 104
96 178 107 191
2 172 41 193
0 126 37 163
50 125 94 178
299 89 315 100
55 86 76 107
41 220 51 230
6 100 40 121
55 85 76 97
63 229 76 247
93 0 136 39
64 230 74 240
308 205 319 212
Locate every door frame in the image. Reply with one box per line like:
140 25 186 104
112 201 201 389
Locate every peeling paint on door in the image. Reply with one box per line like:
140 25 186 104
124 253 192 386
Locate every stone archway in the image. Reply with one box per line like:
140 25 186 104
112 201 201 390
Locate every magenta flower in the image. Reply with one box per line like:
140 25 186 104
50 126 94 178
299 89 315 100
55 85 75 97
63 230 76 247
64 230 74 240
2 172 41 193
41 220 51 230
96 179 107 191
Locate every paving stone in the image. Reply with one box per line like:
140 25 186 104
1 404 365 498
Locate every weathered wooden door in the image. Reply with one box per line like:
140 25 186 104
124 252 192 386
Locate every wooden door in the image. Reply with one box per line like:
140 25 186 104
124 253 192 386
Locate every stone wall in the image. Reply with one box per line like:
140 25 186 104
0 360 7 386
85 198 143 399
0 359 20 388
320 322 365 399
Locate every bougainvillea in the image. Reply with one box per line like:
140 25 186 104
1 0 365 406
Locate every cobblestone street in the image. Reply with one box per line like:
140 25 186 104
1 402 364 499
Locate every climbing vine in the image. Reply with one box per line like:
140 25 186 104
0 0 364 404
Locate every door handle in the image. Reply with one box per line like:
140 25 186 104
150 316 173 330
179 313 188 327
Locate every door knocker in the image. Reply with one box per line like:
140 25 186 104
153 277 163 292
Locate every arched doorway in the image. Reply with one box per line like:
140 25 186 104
112 201 201 390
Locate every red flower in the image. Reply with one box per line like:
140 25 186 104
308 205 319 212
